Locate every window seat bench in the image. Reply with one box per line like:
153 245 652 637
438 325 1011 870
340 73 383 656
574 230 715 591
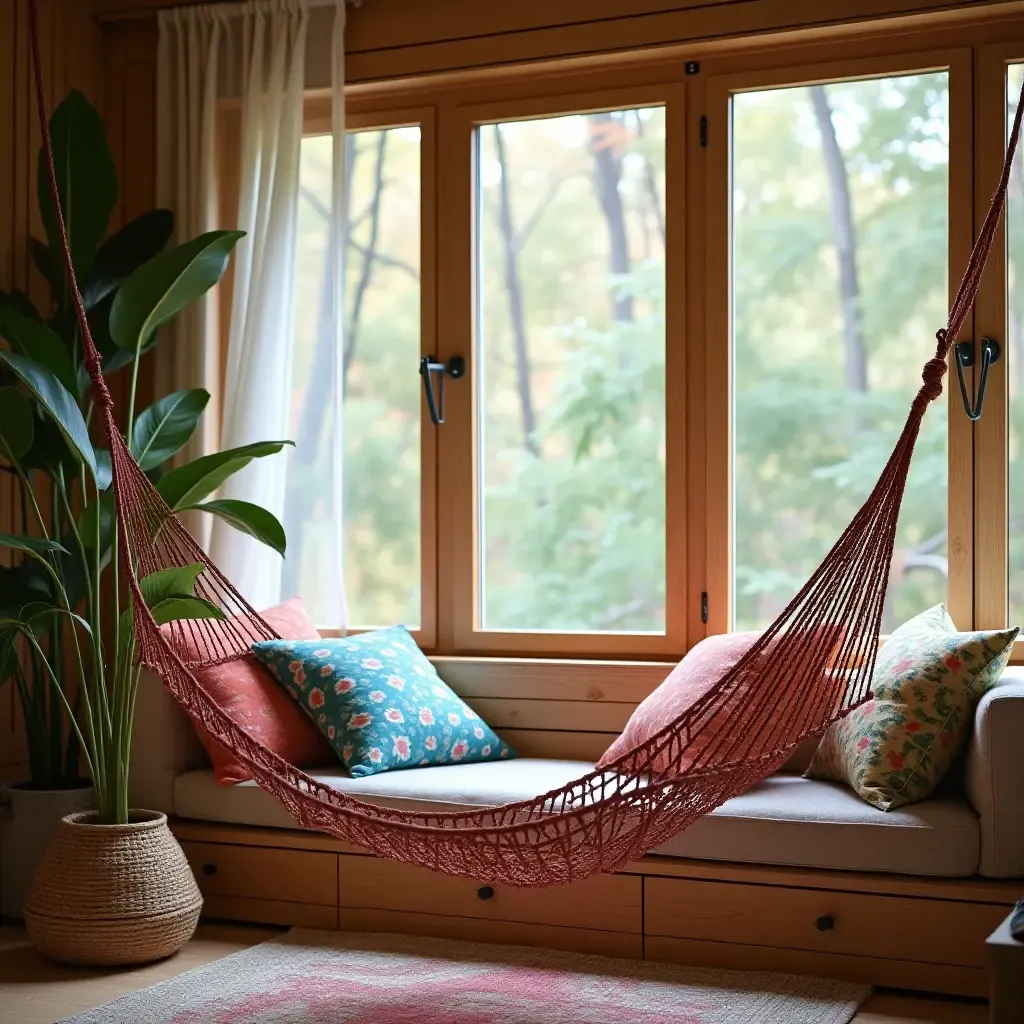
132 667 1024 997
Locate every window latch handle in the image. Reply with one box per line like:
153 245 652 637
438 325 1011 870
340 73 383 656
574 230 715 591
954 337 1000 422
420 355 466 425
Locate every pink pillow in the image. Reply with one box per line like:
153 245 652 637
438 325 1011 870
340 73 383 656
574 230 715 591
596 629 842 777
173 598 335 785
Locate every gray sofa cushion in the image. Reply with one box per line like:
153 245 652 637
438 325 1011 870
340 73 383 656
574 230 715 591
173 758 980 877
967 667 1024 877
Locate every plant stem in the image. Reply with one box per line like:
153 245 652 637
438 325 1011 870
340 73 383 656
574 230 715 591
23 631 95 783
126 355 142 453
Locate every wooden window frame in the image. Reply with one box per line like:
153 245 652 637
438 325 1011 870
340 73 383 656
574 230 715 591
974 39 1024 662
436 81 688 659
702 47 976 636
208 8 1024 670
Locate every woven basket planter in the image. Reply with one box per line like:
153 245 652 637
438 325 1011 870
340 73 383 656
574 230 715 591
24 809 202 966
0 782 93 921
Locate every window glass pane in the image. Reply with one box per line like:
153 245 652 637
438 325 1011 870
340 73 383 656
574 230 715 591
731 73 949 632
476 108 666 632
288 127 421 628
1008 65 1024 627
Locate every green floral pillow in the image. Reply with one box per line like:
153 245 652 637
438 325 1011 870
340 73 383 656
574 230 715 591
806 605 1017 811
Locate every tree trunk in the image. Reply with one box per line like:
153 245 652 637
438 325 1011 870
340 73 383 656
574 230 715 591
633 109 666 250
810 85 868 393
493 124 540 456
588 111 633 323
345 131 388 379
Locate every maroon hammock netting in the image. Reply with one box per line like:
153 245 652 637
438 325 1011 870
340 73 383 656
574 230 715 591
25 0 1024 887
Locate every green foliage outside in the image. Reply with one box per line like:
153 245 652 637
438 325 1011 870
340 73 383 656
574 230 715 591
287 71 974 637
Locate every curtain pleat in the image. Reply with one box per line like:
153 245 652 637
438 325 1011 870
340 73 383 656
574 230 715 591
156 0 347 624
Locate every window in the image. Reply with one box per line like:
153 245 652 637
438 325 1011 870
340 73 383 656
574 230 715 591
728 73 950 632
288 120 428 633
247 19 1024 665
475 108 667 634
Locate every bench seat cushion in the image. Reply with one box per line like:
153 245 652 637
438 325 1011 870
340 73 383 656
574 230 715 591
173 758 980 877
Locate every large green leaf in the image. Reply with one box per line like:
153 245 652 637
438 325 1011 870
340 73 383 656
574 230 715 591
95 448 112 491
109 230 245 354
136 565 225 626
156 441 292 510
29 237 62 299
0 287 41 322
0 387 34 462
81 209 175 310
132 389 209 471
138 563 204 608
0 306 78 394
0 351 97 480
37 89 117 281
21 417 77 480
0 627 17 684
148 595 225 627
0 532 68 559
184 499 286 556
0 564 52 617
78 490 116 555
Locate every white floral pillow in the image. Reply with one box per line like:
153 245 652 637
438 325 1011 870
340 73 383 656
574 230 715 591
806 605 1017 811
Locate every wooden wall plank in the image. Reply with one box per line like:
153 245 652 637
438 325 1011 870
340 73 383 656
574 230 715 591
0 0 103 780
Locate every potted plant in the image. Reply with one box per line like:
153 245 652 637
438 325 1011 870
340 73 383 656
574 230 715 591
0 89 289 959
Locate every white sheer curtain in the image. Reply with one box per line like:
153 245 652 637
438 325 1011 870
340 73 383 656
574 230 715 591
156 0 347 625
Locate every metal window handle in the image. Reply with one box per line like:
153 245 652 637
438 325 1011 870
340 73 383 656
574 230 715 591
955 337 1000 421
420 355 466 426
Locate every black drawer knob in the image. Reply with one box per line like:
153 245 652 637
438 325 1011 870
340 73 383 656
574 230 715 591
201 863 218 877
477 886 495 901
815 914 835 932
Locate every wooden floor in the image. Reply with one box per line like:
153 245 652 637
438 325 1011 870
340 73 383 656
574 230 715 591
0 923 988 1023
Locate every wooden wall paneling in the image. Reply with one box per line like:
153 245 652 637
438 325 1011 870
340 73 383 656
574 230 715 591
0 0 103 780
339 0 1019 84
100 17 159 423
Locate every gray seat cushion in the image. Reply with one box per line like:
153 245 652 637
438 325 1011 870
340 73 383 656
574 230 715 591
651 773 979 876
173 758 980 877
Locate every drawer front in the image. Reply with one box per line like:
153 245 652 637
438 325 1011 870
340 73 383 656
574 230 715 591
182 841 338 908
339 855 641 933
645 876 1007 968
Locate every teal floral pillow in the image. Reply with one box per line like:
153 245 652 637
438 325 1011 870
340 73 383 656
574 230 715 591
251 626 514 777
807 604 1017 810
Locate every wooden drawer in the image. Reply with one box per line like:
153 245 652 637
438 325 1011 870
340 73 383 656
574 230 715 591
181 840 338 908
339 854 642 933
645 876 1007 968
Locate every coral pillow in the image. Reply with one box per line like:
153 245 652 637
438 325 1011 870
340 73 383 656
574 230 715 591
806 604 1017 810
252 626 514 777
176 598 335 785
597 628 842 777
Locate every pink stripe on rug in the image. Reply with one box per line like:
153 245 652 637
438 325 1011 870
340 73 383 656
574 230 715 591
64 930 870 1024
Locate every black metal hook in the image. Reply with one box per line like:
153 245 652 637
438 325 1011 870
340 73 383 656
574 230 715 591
954 337 1000 421
419 355 466 426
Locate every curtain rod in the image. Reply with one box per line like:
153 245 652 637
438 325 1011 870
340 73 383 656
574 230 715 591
96 0 362 25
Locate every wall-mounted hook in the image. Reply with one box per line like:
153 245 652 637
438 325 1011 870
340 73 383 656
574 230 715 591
954 337 1000 421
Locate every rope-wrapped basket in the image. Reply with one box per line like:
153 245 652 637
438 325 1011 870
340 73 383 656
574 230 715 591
24 810 202 966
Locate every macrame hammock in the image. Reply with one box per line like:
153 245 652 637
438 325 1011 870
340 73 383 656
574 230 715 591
26 1 1024 889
